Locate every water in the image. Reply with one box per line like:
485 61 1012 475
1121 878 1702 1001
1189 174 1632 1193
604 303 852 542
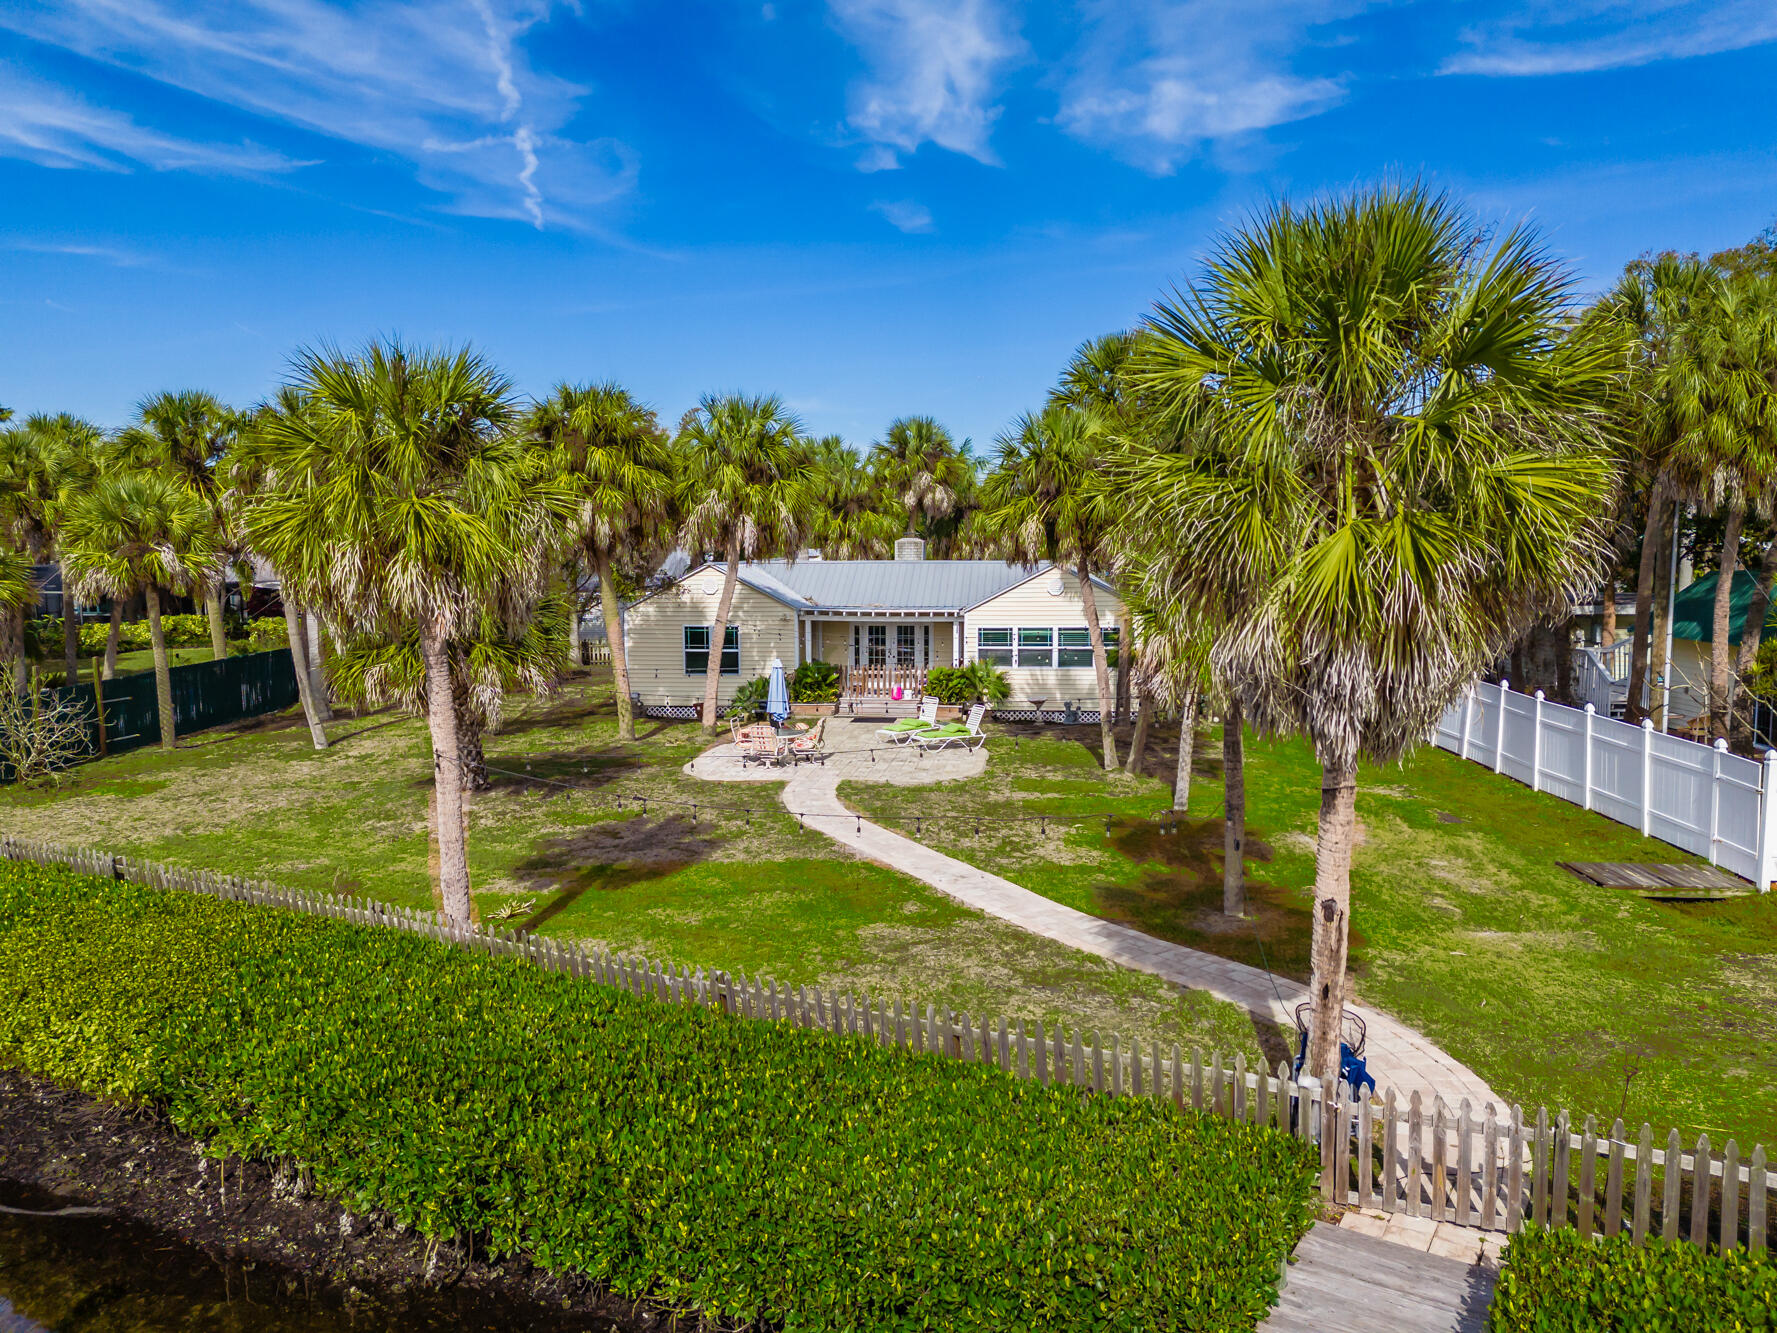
0 1182 623 1333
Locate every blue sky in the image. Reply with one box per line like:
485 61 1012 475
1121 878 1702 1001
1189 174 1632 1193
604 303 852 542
2 1 1773 450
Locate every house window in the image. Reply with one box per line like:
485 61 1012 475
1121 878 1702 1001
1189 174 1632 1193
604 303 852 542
1057 628 1093 667
1058 626 1118 667
976 627 1013 666
1017 627 1054 668
895 624 917 668
684 625 739 675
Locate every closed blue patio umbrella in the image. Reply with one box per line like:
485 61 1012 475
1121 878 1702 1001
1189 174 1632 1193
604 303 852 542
766 656 790 725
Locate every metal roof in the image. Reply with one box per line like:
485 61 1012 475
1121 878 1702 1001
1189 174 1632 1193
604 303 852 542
740 559 1044 612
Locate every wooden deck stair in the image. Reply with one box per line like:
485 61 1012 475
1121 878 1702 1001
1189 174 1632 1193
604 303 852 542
1261 1223 1494 1333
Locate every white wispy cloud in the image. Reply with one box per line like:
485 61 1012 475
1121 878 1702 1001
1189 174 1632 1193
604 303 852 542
827 0 1025 170
0 0 636 228
1441 1 1777 77
0 65 308 176
869 199 934 232
1055 1 1362 174
3 237 158 266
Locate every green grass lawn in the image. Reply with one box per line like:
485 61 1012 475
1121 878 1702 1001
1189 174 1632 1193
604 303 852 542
0 672 1271 1070
842 721 1777 1148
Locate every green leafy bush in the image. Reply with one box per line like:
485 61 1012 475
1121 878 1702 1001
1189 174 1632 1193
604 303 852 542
925 665 975 705
0 862 1316 1332
1490 1225 1777 1331
790 659 840 703
31 615 237 658
728 674 769 716
247 617 289 652
964 660 1011 705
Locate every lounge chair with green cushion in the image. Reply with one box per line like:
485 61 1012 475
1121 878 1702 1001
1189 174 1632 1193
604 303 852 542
877 696 940 744
916 703 988 751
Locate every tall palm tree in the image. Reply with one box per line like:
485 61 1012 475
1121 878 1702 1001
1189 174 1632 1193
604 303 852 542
1050 330 1141 421
526 382 677 742
60 472 215 749
1666 273 1777 737
979 405 1122 771
243 339 565 925
1125 184 1622 1080
0 421 62 691
4 414 103 684
868 416 975 545
1600 257 1716 722
676 394 810 735
116 391 237 661
805 435 900 559
328 593 571 790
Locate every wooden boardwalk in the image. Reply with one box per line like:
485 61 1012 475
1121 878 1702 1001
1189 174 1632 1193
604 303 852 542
1560 860 1752 897
1260 1224 1494 1333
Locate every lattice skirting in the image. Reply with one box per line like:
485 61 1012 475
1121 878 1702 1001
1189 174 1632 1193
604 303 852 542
990 708 1112 725
638 702 756 720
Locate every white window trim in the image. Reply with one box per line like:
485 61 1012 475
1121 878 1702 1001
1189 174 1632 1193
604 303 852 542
683 624 741 676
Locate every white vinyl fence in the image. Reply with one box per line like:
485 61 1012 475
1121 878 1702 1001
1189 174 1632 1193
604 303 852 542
1434 679 1777 890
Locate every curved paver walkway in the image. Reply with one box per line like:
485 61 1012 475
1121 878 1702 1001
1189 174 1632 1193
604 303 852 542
688 722 1502 1111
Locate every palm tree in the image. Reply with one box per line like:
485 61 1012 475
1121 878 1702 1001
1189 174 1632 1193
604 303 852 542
979 405 1122 771
328 594 570 790
1666 273 1777 737
805 435 900 559
1125 184 1622 1080
116 391 237 661
2 414 103 684
676 394 810 735
60 472 215 749
231 389 332 749
868 416 976 546
1600 256 1717 722
243 339 564 925
526 382 677 742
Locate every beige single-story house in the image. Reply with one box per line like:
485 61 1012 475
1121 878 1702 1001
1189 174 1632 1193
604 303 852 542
622 538 1123 714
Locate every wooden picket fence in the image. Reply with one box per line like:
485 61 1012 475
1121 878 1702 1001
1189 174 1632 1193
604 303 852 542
1314 1087 1770 1256
4 832 1771 1258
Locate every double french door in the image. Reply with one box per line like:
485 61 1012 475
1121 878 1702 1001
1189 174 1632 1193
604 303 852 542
844 622 931 698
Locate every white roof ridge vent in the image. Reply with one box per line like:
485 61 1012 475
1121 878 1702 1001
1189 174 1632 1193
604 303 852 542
894 536 926 562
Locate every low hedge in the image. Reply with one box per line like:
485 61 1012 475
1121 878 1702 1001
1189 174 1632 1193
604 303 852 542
1491 1225 1777 1331
29 615 248 658
0 862 1315 1332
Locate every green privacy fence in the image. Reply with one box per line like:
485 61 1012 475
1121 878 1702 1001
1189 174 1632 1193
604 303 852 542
53 648 302 756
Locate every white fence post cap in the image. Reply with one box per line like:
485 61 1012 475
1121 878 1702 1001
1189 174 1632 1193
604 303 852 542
1534 689 1545 701
1583 702 1596 714
1714 738 1729 752
1642 719 1655 732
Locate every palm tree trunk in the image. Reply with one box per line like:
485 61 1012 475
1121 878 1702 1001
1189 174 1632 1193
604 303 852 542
420 623 474 925
281 595 329 751
102 601 121 681
596 548 635 741
1710 497 1744 740
1124 688 1152 776
1649 502 1678 731
1113 611 1133 721
61 598 78 685
1172 692 1198 812
1732 540 1777 748
1222 698 1246 917
450 648 490 791
1076 564 1117 771
6 607 24 697
1307 758 1359 1083
144 584 175 750
1601 575 1618 646
205 588 228 661
300 610 332 720
1626 476 1671 722
701 537 743 736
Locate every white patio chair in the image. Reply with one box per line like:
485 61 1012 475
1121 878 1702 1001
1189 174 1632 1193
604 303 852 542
876 696 940 745
916 703 989 752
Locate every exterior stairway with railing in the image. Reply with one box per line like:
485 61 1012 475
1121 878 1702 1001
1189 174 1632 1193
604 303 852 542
1573 638 1633 718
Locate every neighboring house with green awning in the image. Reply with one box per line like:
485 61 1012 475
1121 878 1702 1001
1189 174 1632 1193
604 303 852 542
1660 570 1777 730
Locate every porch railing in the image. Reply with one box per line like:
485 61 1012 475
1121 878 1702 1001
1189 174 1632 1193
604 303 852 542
839 665 928 699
